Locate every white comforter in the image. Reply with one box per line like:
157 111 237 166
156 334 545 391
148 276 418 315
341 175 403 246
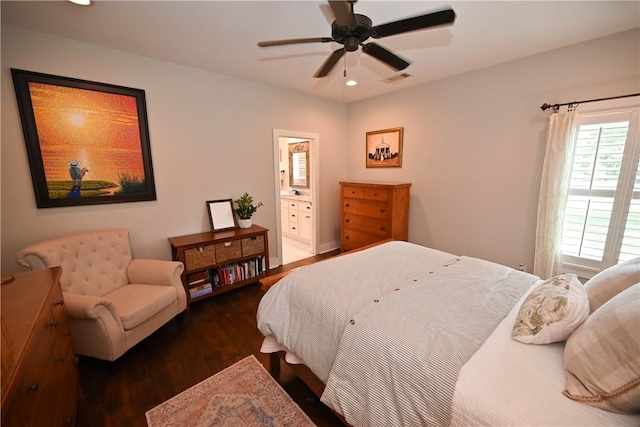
257 241 537 426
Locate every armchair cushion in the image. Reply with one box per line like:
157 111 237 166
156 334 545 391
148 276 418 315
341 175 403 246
107 284 178 330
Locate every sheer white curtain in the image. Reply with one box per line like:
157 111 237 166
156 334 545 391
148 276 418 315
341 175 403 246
533 107 578 279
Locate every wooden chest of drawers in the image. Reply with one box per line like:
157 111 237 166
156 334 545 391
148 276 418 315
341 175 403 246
340 182 411 252
1 267 79 427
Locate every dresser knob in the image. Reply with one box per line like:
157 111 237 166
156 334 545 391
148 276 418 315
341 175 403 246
345 236 349 240
345 203 350 208
57 356 66 362
63 332 71 337
345 219 350 223
55 300 64 306
380 227 386 231
27 383 39 393
63 417 74 426
49 321 59 328
380 209 386 213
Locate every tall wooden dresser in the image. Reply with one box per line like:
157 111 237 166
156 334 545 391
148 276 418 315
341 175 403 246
1 267 79 427
340 181 411 252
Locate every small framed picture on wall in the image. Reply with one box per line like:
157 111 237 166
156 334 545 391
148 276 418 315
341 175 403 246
365 127 403 168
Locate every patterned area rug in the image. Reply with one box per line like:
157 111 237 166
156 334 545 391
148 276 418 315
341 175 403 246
146 355 316 427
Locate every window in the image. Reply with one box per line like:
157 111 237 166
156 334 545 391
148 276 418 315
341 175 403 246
561 107 640 278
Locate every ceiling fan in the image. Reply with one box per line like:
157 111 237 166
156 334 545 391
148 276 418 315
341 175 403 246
257 0 456 78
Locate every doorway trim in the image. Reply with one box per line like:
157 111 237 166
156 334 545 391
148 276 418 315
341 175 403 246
272 129 319 267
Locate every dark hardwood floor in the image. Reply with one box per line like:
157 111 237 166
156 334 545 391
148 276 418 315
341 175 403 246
76 250 343 427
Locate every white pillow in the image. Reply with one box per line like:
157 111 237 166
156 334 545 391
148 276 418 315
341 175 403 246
512 274 589 344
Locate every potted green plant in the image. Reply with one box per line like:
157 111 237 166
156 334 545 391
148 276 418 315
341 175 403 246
233 192 263 228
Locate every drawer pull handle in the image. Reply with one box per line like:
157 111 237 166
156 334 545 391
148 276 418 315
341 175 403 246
374 193 378 196
345 236 349 240
380 227 386 231
345 203 350 208
64 417 74 426
292 214 296 217
50 321 59 328
224 242 232 247
57 356 66 362
64 332 71 337
55 300 64 306
27 383 39 393
380 209 386 213
346 219 350 223
306 216 310 219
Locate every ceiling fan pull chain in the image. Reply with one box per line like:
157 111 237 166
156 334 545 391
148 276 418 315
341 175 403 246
343 50 347 77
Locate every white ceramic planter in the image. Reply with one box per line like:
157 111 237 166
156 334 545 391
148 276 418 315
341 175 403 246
238 218 252 229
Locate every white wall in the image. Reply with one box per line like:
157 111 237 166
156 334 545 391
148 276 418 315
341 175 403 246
1 25 348 274
345 29 640 270
2 25 638 275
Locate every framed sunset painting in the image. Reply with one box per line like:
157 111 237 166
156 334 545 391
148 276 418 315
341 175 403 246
11 69 156 208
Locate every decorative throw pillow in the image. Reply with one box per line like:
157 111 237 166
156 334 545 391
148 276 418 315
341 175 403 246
512 274 589 344
584 257 640 313
563 283 640 414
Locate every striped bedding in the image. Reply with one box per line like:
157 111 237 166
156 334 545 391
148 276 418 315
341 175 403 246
257 241 537 426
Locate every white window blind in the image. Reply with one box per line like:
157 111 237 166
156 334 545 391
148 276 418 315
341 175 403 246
561 108 640 277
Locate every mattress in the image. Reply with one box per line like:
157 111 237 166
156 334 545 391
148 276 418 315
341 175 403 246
451 284 640 427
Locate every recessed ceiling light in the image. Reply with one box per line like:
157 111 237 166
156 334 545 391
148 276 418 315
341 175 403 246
69 0 92 6
345 80 358 87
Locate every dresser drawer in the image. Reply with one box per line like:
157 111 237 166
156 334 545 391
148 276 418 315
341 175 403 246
49 284 66 323
363 188 389 202
343 186 364 198
344 214 390 237
342 229 383 251
33 340 71 426
343 199 389 220
14 308 57 425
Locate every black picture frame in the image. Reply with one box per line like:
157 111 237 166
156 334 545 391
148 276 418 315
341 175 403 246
11 68 157 208
206 199 237 232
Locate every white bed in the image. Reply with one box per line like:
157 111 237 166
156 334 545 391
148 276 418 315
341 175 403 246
257 241 640 426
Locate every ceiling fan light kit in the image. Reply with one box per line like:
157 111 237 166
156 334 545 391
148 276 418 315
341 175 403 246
257 0 456 79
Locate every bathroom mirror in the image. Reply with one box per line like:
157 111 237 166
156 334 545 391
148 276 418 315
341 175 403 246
289 141 310 189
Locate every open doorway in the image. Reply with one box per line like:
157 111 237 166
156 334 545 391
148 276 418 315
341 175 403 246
272 129 319 267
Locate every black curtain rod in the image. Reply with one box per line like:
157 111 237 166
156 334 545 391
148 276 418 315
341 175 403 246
540 92 640 111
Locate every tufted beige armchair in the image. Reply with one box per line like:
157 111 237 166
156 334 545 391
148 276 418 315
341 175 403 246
16 229 187 361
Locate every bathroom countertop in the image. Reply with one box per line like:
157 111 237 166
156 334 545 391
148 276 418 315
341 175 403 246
280 194 312 203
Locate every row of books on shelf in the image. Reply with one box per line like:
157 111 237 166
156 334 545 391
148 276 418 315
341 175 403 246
188 256 266 298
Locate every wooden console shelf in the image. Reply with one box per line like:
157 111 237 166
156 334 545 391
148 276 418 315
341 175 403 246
168 225 270 307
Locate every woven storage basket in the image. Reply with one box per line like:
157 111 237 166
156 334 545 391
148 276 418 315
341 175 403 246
241 235 265 257
215 240 242 263
184 245 216 271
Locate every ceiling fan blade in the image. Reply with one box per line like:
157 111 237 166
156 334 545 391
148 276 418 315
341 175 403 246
371 8 456 39
313 48 345 78
328 0 355 27
362 43 410 71
258 37 333 47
